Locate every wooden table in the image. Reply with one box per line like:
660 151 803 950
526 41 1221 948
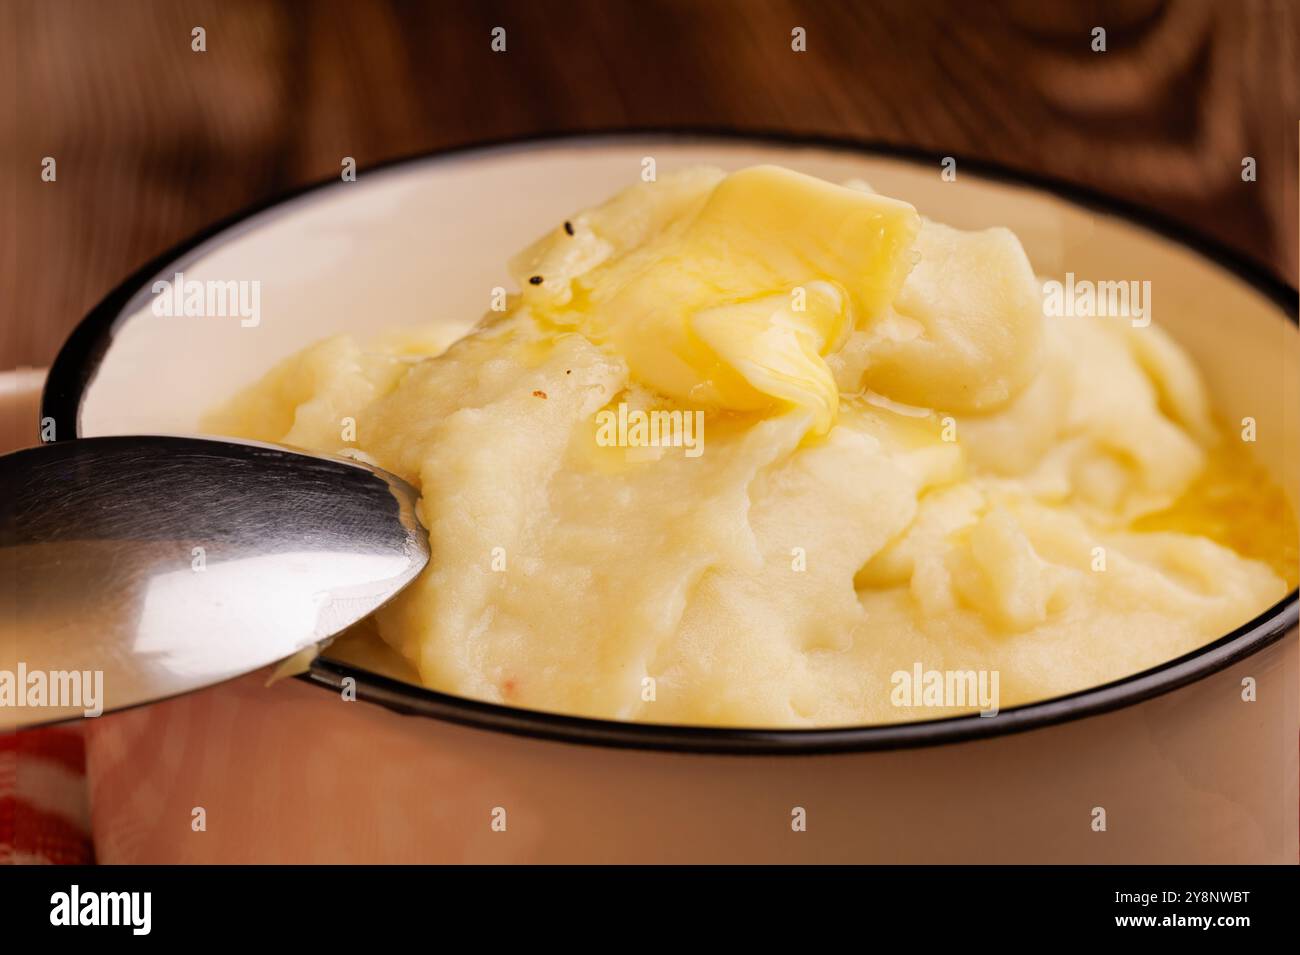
3 0 1296 369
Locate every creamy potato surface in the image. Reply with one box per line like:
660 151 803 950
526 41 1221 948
208 166 1291 726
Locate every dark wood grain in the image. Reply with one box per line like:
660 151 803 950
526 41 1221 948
2 0 1296 370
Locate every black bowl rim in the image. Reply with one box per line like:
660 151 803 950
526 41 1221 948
41 127 1300 756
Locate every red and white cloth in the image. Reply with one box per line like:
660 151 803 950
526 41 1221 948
0 727 93 865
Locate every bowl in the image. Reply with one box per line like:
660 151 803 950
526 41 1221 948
45 132 1299 862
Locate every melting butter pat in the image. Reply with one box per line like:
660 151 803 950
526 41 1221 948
517 165 920 433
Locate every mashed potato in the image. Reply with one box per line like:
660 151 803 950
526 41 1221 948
208 165 1294 727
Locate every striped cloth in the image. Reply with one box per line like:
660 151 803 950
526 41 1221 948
0 726 93 864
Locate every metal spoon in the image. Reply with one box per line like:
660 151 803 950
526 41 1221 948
0 435 428 730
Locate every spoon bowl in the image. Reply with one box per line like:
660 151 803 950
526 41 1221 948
0 435 428 729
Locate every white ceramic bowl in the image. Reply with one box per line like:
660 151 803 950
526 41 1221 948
44 133 1299 862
